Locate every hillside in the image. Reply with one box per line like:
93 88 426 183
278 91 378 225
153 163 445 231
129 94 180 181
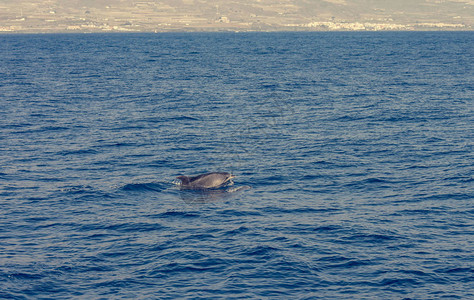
1 0 472 32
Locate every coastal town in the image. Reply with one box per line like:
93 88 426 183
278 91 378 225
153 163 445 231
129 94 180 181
0 0 472 33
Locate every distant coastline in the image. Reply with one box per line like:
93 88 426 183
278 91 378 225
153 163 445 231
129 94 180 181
1 25 472 34
1 0 472 34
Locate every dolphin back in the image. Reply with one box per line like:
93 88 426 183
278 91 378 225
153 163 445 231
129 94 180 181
187 172 234 189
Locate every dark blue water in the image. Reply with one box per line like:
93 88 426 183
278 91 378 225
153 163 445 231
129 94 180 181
1 32 473 299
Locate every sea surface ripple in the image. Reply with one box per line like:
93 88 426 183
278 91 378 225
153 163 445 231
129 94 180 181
0 32 473 299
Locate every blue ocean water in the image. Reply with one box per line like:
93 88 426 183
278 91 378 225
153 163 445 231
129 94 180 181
0 32 473 299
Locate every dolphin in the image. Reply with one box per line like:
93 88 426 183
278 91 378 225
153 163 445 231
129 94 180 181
176 172 235 189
